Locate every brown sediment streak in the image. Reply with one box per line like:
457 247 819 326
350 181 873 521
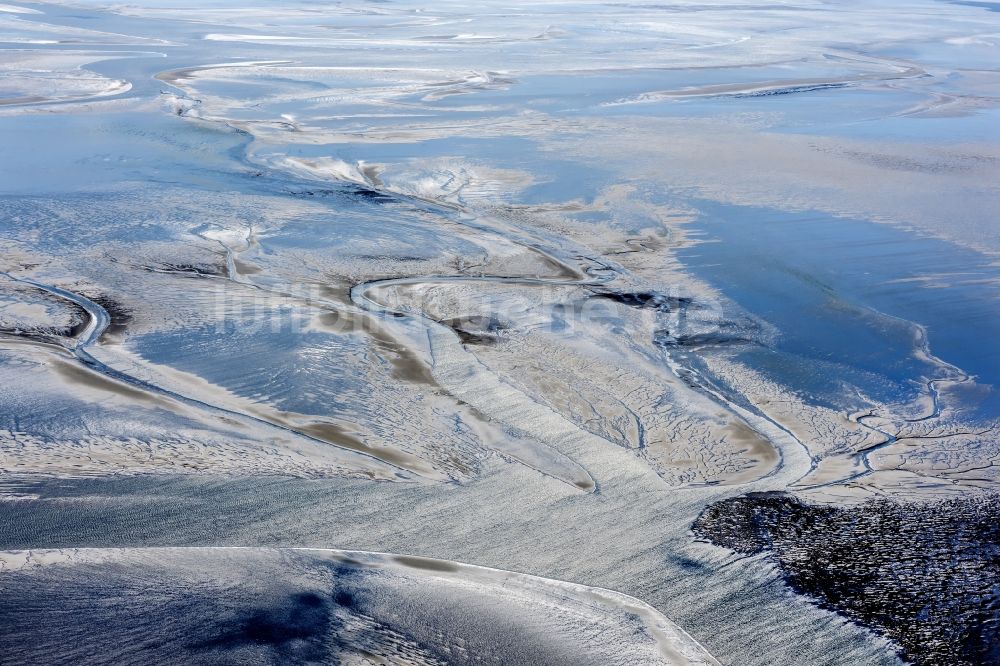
391 554 462 572
49 355 167 406
0 273 421 481
232 258 261 275
297 422 444 478
312 310 437 386
720 421 781 484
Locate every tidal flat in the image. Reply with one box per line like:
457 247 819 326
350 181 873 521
0 0 998 664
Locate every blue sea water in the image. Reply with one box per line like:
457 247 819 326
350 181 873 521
679 200 1000 420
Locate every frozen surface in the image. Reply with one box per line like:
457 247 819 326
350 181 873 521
0 547 720 665
0 0 998 663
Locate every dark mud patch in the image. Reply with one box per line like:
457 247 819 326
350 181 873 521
440 315 507 345
692 492 1000 665
352 255 427 263
348 186 395 202
0 283 89 340
392 555 460 573
653 326 757 350
285 185 394 203
589 289 692 311
88 294 132 344
157 262 227 277
65 314 90 338
0 319 86 343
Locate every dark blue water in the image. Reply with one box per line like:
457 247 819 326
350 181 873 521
678 200 1000 420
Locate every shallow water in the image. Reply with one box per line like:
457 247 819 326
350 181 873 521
679 200 1000 420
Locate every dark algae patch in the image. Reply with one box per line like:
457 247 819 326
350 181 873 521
692 492 1000 665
